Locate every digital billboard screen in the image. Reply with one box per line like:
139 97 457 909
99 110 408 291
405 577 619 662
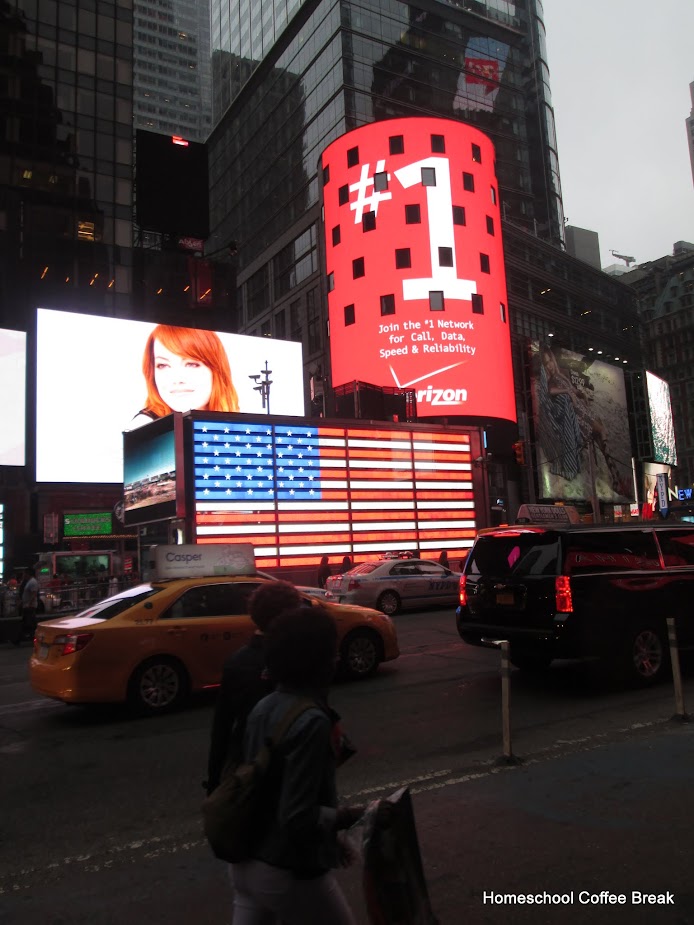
645 371 677 466
321 117 515 422
63 512 113 536
124 416 177 524
36 309 304 484
189 415 480 568
0 328 26 466
530 342 632 503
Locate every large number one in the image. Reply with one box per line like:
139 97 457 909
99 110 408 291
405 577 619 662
394 157 476 303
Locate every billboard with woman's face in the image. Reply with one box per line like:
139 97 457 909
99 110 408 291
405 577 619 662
530 342 633 503
36 309 304 483
0 328 26 466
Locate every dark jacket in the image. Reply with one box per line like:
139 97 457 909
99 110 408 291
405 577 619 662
316 562 331 589
243 688 339 876
206 634 273 794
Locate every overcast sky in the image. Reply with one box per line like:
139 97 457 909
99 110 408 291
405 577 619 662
542 1 694 269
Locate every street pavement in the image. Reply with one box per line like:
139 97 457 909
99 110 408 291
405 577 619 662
2 642 694 923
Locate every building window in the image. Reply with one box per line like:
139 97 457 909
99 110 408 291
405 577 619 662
471 143 482 163
429 291 444 311
395 248 411 269
307 288 321 354
347 146 359 167
421 167 436 187
439 247 453 267
344 303 355 326
380 294 396 316
289 299 303 342
500 302 506 323
353 257 365 278
327 272 334 291
332 225 341 245
486 215 495 235
246 264 269 320
389 135 404 154
274 309 286 338
480 254 490 273
452 206 466 226
274 226 318 298
338 184 349 205
405 204 421 224
472 293 484 314
491 185 497 205
374 171 388 192
322 165 330 185
463 172 475 192
363 211 376 232
431 134 445 153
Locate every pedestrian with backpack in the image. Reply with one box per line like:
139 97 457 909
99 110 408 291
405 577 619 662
206 581 302 796
226 605 365 924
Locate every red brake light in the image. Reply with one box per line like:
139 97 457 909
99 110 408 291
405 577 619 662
347 579 361 591
459 575 467 607
54 632 94 656
555 576 573 613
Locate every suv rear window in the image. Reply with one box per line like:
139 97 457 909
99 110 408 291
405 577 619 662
656 528 694 567
466 531 560 578
563 530 660 575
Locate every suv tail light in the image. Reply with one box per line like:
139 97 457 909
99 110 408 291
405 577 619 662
459 575 467 607
53 632 94 656
555 575 573 613
347 579 361 591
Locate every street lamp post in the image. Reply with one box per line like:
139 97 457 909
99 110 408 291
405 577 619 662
249 361 273 414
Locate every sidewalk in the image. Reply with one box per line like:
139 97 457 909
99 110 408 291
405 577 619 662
346 719 694 924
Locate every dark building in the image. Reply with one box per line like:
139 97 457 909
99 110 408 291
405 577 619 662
622 241 694 489
205 0 641 516
0 0 136 326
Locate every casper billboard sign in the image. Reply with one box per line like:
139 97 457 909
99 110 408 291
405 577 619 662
36 309 304 484
321 117 515 422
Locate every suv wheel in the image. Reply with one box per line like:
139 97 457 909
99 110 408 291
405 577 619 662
620 624 669 686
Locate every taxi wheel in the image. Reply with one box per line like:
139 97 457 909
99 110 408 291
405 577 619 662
376 590 401 616
339 630 382 680
128 657 190 714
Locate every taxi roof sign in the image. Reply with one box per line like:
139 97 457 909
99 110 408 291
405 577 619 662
515 504 582 525
148 544 256 580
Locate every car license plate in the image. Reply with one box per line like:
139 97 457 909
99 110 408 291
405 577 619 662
496 592 514 606
38 643 50 659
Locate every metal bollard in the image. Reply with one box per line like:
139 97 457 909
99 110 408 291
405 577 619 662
483 638 522 765
667 617 690 723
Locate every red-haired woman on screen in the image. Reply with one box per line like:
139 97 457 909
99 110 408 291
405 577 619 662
130 325 239 428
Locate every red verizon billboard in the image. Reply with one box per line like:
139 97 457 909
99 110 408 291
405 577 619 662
321 118 515 422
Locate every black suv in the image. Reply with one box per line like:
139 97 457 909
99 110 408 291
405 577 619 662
456 523 694 685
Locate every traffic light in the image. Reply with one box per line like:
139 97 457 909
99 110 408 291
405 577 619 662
512 441 525 466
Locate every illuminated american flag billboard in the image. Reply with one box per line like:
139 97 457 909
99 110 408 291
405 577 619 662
189 416 481 568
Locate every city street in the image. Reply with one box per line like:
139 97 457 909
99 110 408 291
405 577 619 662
2 608 694 924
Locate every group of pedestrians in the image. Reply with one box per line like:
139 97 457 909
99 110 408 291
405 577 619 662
316 555 353 589
205 580 375 923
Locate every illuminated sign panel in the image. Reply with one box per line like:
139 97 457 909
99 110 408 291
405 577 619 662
321 118 515 422
124 421 177 521
36 309 304 484
190 417 479 568
645 371 677 466
529 342 632 503
0 328 26 466
63 512 113 536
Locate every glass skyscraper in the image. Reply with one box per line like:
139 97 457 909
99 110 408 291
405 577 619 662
0 0 135 325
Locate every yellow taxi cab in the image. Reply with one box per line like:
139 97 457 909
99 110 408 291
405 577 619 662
30 544 399 714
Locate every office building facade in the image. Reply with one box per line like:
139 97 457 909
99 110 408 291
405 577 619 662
133 0 212 143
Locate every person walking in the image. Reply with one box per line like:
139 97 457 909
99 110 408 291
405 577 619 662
12 566 39 646
339 555 352 574
229 605 365 924
206 581 302 796
316 556 331 589
438 550 450 570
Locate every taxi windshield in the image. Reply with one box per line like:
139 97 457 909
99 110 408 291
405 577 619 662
72 584 162 621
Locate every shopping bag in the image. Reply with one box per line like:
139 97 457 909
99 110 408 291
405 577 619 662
362 786 439 925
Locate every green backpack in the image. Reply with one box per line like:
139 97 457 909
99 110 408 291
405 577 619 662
202 697 317 864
